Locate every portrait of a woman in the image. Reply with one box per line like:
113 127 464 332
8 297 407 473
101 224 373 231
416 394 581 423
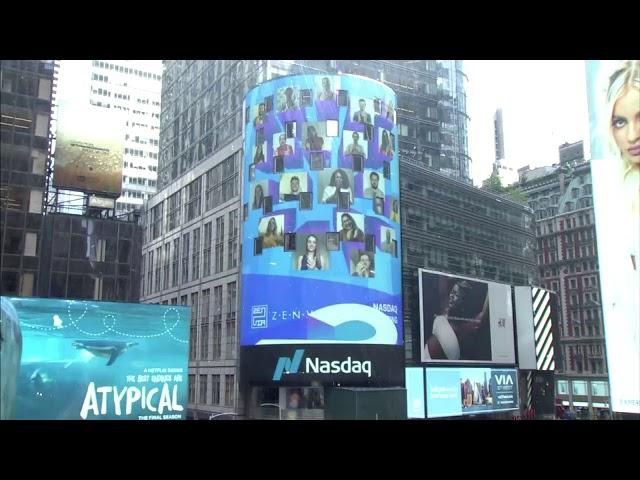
261 217 283 248
297 234 323 271
339 213 364 242
322 168 353 205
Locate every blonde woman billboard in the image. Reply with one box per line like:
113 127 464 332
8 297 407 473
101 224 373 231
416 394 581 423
585 60 640 414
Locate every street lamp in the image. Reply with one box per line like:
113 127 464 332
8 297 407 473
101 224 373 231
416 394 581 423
260 403 282 420
208 412 241 420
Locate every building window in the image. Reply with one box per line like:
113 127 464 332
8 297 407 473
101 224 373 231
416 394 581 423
557 380 569 395
572 380 587 396
211 375 220 405
151 202 164 239
147 250 154 296
192 228 200 281
184 177 202 223
227 209 238 269
213 285 222 359
226 281 236 359
141 254 146 296
154 247 162 293
167 191 181 231
188 374 196 404
172 237 180 287
181 233 190 283
200 289 210 360
163 243 170 290
224 375 235 406
215 215 224 273
199 375 208 404
203 222 212 277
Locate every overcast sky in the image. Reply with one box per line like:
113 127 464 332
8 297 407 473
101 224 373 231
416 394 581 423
464 60 591 186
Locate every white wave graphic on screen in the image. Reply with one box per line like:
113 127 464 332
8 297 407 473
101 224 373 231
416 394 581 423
256 303 397 345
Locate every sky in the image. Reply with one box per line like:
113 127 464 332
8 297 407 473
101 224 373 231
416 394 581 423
464 60 591 186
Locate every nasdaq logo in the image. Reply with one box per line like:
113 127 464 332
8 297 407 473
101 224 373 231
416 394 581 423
495 374 514 385
251 305 268 329
272 349 304 381
272 349 372 381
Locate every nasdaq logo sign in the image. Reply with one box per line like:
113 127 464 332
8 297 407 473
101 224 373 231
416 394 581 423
272 349 304 381
272 349 372 381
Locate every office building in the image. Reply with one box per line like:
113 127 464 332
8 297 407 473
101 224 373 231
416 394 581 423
1 60 56 296
88 60 162 215
518 141 610 418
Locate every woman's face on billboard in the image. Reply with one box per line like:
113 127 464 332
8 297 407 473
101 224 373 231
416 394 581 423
612 87 640 166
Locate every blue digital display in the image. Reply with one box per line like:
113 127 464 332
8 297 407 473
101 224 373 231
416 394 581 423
425 367 519 418
241 75 402 348
1 297 190 420
405 367 426 419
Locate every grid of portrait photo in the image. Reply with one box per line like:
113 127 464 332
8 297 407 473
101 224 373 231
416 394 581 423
244 76 400 276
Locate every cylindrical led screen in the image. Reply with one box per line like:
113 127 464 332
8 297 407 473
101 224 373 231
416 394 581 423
240 74 403 386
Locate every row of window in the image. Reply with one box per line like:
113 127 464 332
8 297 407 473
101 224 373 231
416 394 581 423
565 345 606 374
116 202 140 212
123 162 158 171
126 135 159 147
93 61 162 82
150 152 239 239
402 173 531 229
557 379 608 397
123 176 156 188
142 210 239 295
404 238 534 285
188 373 235 407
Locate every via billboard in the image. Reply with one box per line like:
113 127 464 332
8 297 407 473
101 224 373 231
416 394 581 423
419 269 515 364
53 101 125 196
585 60 640 414
425 367 519 418
240 74 403 386
0 297 189 420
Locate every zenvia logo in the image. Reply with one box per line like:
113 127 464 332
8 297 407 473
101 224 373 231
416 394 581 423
272 349 372 381
495 374 514 385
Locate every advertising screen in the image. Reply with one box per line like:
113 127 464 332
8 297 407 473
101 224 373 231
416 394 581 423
53 101 125 196
585 60 640 414
514 286 559 371
419 269 515 364
405 367 426 419
425 367 519 418
241 74 403 386
0 297 189 420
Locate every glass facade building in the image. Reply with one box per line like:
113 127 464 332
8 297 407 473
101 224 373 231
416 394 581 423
1 60 56 296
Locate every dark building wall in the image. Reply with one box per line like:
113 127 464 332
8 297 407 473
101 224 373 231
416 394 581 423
1 60 55 296
400 160 538 362
36 213 142 302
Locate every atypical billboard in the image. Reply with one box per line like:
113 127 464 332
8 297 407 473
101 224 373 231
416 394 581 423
514 286 559 370
240 74 403 386
425 367 519 418
53 101 125 196
585 60 640 414
0 297 189 420
419 269 515 364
